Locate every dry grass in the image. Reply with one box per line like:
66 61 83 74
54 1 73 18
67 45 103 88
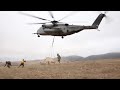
0 59 120 79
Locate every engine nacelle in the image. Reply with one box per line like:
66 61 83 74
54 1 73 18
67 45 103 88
42 24 54 28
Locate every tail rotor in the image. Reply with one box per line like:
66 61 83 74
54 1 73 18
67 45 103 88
96 11 112 23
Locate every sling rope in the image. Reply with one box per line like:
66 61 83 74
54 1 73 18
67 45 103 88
50 36 55 58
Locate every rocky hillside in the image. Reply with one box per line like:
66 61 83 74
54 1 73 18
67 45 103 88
62 52 120 61
85 52 120 60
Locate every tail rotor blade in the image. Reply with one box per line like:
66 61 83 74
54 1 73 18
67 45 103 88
95 11 108 15
95 11 112 24
104 11 108 14
105 16 113 24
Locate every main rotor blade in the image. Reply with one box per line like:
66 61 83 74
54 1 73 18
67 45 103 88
27 23 47 24
58 11 79 21
19 12 51 21
48 11 55 20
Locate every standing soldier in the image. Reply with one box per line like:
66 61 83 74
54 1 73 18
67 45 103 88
4 61 12 68
18 59 26 68
57 53 61 63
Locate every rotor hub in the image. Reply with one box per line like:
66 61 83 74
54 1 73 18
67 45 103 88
51 21 58 24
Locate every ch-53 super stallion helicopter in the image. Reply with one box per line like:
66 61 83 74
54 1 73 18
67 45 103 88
20 11 108 39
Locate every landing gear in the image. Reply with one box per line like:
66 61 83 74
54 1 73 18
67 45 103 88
62 36 64 39
38 35 40 37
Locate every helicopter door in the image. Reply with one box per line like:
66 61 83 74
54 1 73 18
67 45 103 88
62 27 68 33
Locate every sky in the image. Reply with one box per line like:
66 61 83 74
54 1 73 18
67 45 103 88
0 11 120 61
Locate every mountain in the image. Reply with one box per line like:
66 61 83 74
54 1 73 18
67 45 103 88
62 55 84 61
1 52 120 62
85 52 120 60
61 52 120 61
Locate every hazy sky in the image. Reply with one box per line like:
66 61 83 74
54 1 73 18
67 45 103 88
0 11 120 60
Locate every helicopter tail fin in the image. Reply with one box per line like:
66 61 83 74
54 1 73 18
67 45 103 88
92 13 106 29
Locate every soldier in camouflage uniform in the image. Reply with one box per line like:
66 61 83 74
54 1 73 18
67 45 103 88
57 53 61 63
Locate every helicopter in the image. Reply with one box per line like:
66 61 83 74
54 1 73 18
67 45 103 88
20 11 108 39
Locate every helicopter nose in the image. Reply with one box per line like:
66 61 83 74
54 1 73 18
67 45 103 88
37 27 44 34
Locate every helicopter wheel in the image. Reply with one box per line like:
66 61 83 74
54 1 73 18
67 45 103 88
62 36 64 39
38 35 40 37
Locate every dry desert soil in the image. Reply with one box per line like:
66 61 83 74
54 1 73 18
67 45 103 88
0 59 120 79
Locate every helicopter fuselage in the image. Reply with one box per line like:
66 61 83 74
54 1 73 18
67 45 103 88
34 13 106 38
20 11 107 38
37 24 85 37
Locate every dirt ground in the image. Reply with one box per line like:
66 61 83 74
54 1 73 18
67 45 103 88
0 59 120 79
